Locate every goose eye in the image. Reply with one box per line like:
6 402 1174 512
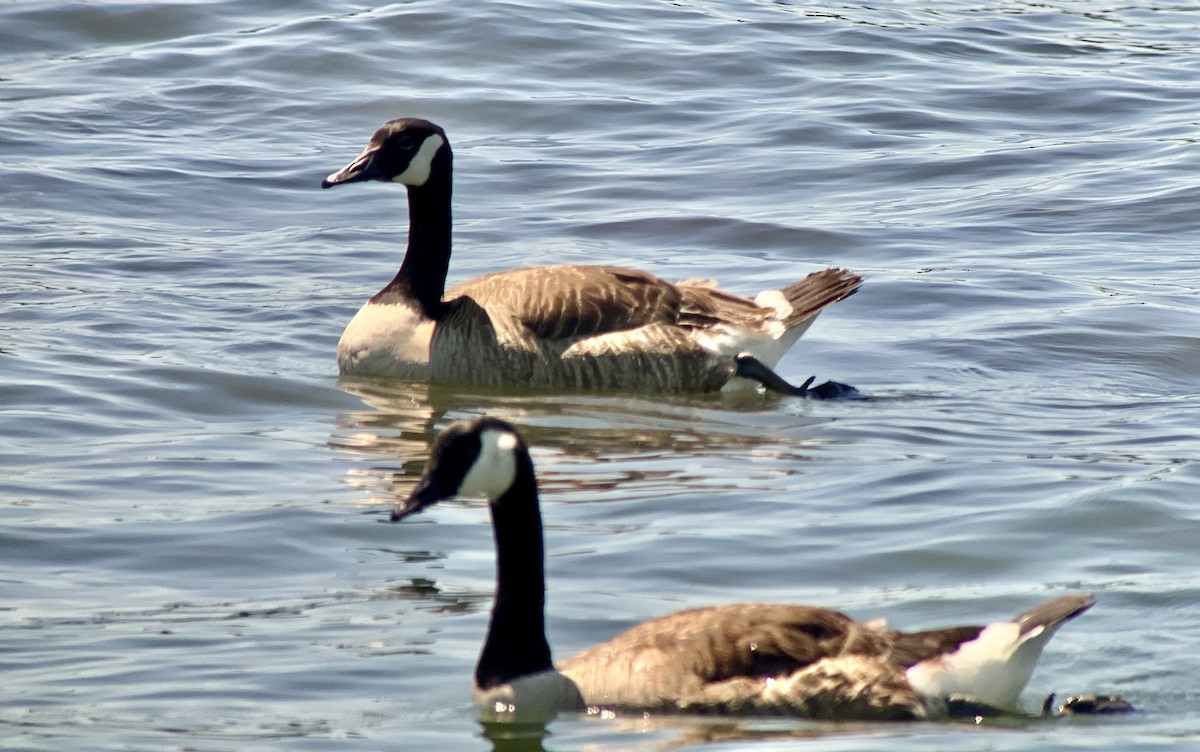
394 134 415 150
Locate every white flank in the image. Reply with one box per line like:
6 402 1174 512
337 301 435 377
459 428 519 502
696 287 822 371
474 670 584 724
395 133 446 187
689 286 823 392
906 619 1065 710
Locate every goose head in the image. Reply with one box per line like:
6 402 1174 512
321 117 450 189
391 417 527 521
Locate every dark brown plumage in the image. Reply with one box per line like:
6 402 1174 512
322 118 861 391
390 417 1096 721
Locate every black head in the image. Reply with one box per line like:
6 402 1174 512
321 117 450 189
390 417 527 522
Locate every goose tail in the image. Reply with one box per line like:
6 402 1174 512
774 268 862 328
905 593 1094 712
735 268 860 372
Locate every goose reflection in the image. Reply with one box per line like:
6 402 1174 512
330 375 840 511
481 720 551 752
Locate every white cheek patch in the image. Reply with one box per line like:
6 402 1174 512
459 428 519 501
494 431 518 452
395 133 445 187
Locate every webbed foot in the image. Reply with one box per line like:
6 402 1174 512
1043 692 1137 716
734 354 865 400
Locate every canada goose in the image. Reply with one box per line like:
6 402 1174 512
322 118 862 395
390 417 1095 722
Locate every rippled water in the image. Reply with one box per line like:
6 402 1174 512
3 1 1199 750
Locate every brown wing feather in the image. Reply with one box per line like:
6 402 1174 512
437 264 861 390
447 265 684 340
888 626 984 667
676 283 772 329
447 264 862 344
557 603 898 711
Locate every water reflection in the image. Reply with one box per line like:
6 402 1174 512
482 712 976 752
481 721 551 752
329 375 838 510
480 714 868 752
601 714 893 748
381 576 490 616
480 715 884 752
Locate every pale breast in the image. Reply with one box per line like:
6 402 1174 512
337 300 435 377
473 670 585 724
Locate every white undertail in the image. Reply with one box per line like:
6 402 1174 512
906 618 1069 710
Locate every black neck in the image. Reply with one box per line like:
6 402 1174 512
375 148 453 319
475 452 554 691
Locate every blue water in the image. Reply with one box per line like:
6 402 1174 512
3 2 1199 750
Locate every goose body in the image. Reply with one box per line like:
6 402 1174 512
322 118 862 392
391 417 1095 722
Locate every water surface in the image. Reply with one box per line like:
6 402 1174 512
3 2 1199 750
